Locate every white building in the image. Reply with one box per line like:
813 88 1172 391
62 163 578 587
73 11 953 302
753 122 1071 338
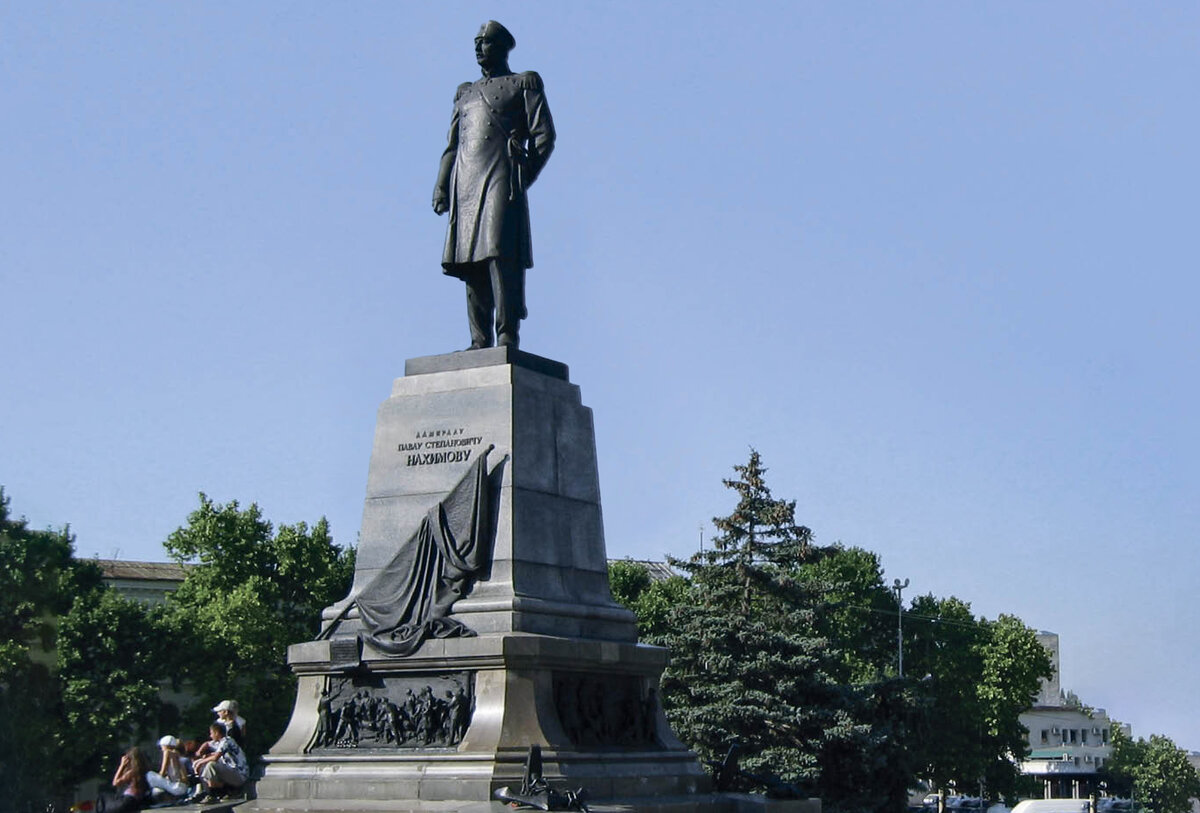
1018 632 1115 799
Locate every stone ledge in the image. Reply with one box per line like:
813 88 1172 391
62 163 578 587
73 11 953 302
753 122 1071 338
288 633 666 673
405 347 568 381
244 793 819 813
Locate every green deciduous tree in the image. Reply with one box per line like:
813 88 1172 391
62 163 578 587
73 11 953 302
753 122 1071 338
608 559 692 641
0 488 93 669
903 596 1052 801
976 614 1054 798
0 488 354 804
1107 728 1200 813
799 545 899 684
795 545 921 810
159 493 354 755
56 586 163 784
0 488 122 810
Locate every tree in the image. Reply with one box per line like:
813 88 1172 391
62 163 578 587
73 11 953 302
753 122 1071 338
158 493 355 755
0 488 355 804
798 545 899 684
608 559 691 642
0 488 119 810
0 488 92 668
658 452 829 783
976 614 1054 799
904 595 987 792
655 451 914 811
1107 728 1200 813
902 596 1052 801
56 586 163 784
794 545 921 810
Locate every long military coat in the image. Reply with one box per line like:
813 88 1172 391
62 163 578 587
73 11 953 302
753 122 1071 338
435 70 555 277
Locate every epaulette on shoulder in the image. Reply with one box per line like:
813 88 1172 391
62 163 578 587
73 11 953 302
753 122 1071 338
454 81 472 101
515 71 543 91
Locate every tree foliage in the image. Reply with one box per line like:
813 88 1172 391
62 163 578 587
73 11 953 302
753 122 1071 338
57 586 164 783
0 488 140 810
656 452 833 784
1107 727 1200 813
650 451 918 812
608 559 692 641
902 595 1052 801
0 488 95 670
798 546 898 683
0 487 355 805
159 493 354 755
976 613 1054 797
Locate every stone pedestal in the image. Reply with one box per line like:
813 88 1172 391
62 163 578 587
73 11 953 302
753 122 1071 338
330 347 636 643
251 349 712 809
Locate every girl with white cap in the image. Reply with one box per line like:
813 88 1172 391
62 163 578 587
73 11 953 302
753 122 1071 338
146 735 191 799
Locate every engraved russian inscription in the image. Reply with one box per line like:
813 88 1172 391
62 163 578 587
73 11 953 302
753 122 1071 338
398 426 486 466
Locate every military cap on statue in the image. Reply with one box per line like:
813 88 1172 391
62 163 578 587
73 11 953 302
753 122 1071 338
476 20 515 51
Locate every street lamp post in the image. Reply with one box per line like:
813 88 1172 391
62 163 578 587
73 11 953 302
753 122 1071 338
892 578 910 678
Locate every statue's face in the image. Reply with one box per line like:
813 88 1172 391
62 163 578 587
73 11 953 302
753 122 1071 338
475 33 506 68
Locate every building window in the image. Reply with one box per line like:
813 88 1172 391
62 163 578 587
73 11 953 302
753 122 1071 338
1041 730 1050 744
1103 729 1109 744
1082 730 1088 744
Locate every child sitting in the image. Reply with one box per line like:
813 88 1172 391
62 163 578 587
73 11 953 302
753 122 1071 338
190 722 248 801
101 748 149 813
145 735 192 800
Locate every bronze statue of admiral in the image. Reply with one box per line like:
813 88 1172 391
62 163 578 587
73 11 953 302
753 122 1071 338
434 21 556 351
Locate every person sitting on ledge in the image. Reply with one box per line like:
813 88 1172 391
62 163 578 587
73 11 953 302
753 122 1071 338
101 747 149 813
213 699 247 748
190 722 248 802
145 735 192 801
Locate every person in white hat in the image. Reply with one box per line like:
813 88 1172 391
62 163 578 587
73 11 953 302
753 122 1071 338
145 735 191 799
212 699 247 747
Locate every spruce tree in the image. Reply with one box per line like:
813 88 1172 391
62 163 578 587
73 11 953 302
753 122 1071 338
657 451 861 793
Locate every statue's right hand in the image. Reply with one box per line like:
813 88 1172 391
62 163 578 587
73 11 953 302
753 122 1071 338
432 193 449 215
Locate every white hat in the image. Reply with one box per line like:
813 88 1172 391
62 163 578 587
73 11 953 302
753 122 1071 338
158 735 180 748
213 700 234 713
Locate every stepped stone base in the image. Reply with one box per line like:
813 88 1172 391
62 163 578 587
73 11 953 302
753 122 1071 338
245 794 820 813
256 634 707 804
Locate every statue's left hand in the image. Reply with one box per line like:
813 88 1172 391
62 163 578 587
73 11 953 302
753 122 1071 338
433 192 449 215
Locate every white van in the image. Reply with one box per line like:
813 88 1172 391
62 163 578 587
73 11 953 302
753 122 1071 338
1010 800 1091 813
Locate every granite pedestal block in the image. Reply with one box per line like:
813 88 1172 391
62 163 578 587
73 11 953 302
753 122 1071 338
323 347 636 643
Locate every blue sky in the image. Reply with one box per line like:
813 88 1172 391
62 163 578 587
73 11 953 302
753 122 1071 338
3 3 1198 750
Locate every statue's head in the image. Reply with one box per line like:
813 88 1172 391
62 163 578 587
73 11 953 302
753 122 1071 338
475 20 515 68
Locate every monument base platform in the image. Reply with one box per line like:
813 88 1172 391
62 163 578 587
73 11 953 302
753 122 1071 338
254 632 709 806
245 794 819 813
